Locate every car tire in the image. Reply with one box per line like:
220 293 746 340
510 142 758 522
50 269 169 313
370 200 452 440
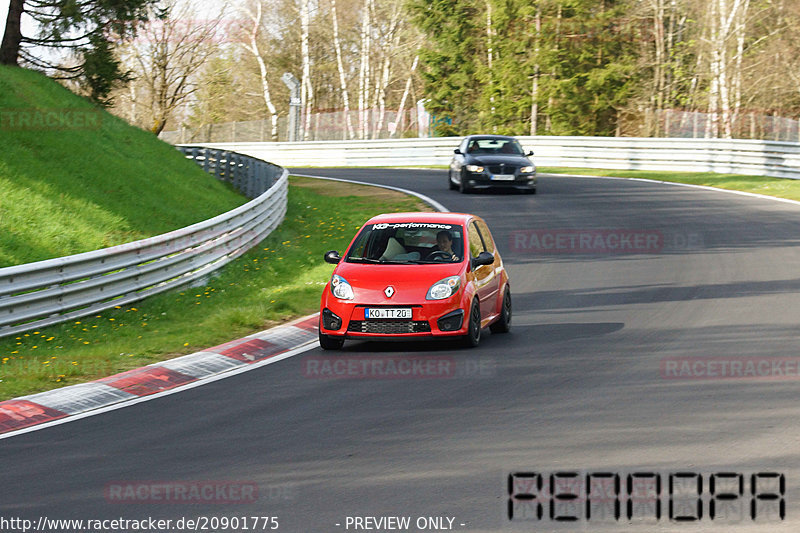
319 330 344 350
458 171 471 194
448 170 457 190
461 299 481 347
489 287 512 334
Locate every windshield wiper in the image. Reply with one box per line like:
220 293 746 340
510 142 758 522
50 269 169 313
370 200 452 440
346 257 382 263
347 257 429 264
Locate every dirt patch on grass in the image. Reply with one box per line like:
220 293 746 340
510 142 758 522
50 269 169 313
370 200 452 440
289 175 427 207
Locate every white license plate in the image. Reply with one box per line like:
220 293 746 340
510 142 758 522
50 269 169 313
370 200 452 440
491 174 516 181
365 308 412 319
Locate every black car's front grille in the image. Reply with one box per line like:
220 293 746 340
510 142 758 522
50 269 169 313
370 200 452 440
487 164 517 175
348 320 431 334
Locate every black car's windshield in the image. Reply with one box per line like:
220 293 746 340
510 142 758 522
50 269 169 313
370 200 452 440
467 138 525 155
345 222 464 264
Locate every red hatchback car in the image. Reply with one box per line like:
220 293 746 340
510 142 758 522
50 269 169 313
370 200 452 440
318 212 511 350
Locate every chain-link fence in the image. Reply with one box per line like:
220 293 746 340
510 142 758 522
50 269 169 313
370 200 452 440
657 109 800 142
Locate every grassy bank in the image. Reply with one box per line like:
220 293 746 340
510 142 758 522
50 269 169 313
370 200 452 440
539 167 800 201
0 65 246 267
0 177 428 400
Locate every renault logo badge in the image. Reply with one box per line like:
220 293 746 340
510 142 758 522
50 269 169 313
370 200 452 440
384 286 395 298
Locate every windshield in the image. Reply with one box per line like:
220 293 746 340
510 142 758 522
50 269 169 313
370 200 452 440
466 138 525 155
345 222 465 264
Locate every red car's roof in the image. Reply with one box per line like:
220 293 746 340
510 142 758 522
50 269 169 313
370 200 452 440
364 212 475 226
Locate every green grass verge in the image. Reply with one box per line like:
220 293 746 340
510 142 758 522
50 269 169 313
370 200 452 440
0 176 428 401
0 65 246 267
539 167 800 201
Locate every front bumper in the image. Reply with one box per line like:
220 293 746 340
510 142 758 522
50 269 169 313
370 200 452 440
320 300 468 340
465 171 536 190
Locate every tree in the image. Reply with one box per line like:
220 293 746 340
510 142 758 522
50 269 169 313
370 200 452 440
407 0 483 135
242 0 280 140
330 0 357 139
0 0 156 105
409 0 640 136
117 0 226 134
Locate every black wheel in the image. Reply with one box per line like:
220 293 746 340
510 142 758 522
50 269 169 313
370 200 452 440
458 171 470 194
461 299 481 347
319 330 344 350
448 170 457 190
490 287 512 334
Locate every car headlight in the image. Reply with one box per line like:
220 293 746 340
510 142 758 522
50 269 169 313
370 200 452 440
465 164 484 173
520 166 535 173
330 274 354 300
426 276 461 300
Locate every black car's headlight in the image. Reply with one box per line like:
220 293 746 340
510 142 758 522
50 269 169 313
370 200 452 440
465 164 484 173
520 166 535 174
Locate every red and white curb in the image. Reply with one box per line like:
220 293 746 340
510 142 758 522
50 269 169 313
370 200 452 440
0 314 320 439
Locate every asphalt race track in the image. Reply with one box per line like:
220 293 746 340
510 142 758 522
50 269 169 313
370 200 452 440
2 169 800 532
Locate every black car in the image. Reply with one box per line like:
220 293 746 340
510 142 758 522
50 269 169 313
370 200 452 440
448 135 537 194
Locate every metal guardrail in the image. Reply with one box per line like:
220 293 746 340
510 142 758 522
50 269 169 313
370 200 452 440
0 147 288 338
190 136 800 180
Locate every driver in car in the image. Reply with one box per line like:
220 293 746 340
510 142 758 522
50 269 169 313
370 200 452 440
433 230 460 261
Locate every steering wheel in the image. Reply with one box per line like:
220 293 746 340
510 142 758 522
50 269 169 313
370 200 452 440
425 250 453 261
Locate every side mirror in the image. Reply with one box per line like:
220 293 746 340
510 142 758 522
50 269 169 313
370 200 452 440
454 148 462 155
323 250 341 264
527 150 534 156
471 251 494 269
